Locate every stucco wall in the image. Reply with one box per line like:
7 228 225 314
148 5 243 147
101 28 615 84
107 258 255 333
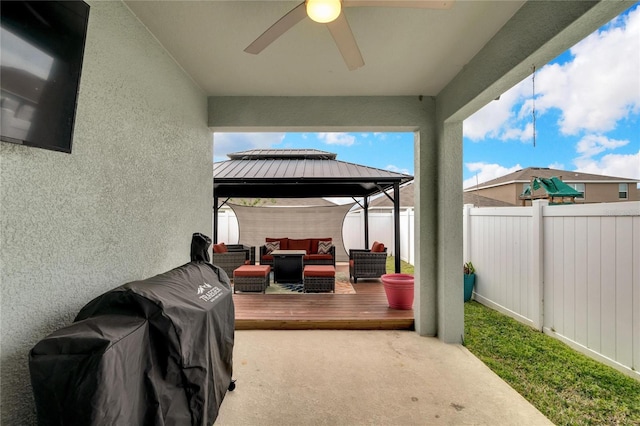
586 182 638 202
0 1 212 422
471 185 520 205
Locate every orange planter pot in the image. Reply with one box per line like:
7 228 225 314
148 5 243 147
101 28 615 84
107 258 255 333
381 273 414 310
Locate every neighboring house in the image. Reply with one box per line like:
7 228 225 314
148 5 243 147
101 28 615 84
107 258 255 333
361 182 415 212
463 192 515 207
362 182 514 210
464 167 639 206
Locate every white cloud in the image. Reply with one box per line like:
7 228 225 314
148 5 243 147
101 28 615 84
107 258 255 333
573 149 640 180
535 7 640 135
374 132 388 141
464 6 640 139
575 134 628 157
547 162 565 170
385 164 411 175
463 162 523 189
317 132 356 146
463 80 530 141
570 135 636 180
213 132 285 162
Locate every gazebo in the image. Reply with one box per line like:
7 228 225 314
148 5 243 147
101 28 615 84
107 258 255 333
213 149 414 272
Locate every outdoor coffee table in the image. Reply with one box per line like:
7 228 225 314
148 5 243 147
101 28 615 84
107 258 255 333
271 249 306 283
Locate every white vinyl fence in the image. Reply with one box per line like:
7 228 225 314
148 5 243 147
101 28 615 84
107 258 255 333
216 208 239 244
464 200 640 380
342 209 415 264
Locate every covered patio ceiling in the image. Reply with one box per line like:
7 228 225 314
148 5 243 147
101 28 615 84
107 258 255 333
123 1 526 97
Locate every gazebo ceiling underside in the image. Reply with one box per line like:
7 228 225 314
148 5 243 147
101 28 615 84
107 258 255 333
214 179 406 199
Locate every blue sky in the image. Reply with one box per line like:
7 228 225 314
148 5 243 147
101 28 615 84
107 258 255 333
214 4 639 189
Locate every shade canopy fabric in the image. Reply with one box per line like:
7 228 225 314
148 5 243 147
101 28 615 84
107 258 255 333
229 202 355 262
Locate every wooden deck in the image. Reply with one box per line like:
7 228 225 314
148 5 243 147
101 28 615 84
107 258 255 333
233 281 414 330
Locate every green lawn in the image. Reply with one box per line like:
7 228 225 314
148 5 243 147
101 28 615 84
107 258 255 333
464 301 640 425
386 256 414 274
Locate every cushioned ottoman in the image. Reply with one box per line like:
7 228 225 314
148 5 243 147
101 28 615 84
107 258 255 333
303 265 335 293
233 265 271 293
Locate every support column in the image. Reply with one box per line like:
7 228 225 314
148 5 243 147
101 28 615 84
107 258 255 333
463 204 473 263
437 121 464 343
364 196 369 249
213 194 219 243
414 124 437 337
393 182 401 273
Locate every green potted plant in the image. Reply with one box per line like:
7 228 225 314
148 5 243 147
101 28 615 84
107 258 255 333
463 262 475 302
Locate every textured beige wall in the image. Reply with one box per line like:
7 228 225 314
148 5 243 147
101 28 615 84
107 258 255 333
0 1 212 422
471 185 520 205
586 183 637 202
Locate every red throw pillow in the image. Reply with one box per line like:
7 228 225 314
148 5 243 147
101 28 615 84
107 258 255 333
371 241 385 252
213 243 228 253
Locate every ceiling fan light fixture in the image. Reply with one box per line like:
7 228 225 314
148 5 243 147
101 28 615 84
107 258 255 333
306 0 341 24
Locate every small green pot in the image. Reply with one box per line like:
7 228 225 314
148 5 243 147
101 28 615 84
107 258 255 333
464 274 475 302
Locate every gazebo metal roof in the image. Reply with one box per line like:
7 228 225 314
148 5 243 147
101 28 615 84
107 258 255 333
213 149 413 199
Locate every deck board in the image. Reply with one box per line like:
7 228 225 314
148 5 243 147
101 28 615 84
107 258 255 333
233 281 414 330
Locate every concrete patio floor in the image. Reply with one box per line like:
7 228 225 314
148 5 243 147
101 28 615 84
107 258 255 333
216 330 552 425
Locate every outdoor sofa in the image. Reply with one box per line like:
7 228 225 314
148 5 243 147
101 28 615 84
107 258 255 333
259 237 335 266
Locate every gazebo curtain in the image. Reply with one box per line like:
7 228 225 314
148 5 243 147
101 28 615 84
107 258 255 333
229 202 355 262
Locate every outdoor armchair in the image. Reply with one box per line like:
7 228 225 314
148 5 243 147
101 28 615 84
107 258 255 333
211 243 255 278
349 242 388 283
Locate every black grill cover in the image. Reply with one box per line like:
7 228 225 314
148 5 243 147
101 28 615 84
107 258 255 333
29 261 234 425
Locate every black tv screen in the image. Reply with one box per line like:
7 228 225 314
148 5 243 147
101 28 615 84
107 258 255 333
1 0 89 153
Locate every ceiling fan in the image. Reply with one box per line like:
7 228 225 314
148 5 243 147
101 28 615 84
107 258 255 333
244 0 454 71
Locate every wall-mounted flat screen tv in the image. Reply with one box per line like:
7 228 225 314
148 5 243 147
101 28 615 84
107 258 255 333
1 0 89 153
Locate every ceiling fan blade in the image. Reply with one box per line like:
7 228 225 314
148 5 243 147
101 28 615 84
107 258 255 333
326 13 364 71
343 0 454 9
244 2 307 54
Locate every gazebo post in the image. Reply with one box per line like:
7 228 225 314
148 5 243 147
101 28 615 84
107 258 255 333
363 196 369 249
213 194 219 243
393 182 401 273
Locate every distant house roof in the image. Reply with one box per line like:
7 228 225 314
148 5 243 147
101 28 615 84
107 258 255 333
464 167 639 191
463 192 514 207
368 183 414 208
214 149 414 199
364 182 514 209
